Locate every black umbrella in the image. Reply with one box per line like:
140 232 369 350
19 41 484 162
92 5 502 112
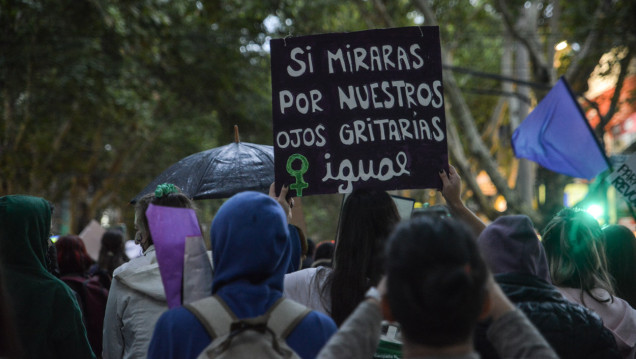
132 127 274 203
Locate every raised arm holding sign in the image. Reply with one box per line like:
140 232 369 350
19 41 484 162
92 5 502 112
439 165 486 236
271 26 448 197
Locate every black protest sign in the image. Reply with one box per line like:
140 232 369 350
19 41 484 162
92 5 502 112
271 27 448 197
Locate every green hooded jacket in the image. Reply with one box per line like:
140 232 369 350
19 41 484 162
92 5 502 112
0 195 95 359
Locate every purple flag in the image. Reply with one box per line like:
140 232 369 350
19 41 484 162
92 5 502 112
146 204 202 308
511 77 609 180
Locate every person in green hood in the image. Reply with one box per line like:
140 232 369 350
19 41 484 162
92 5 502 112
0 195 95 359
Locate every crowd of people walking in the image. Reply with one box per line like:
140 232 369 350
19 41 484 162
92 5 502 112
1 165 636 358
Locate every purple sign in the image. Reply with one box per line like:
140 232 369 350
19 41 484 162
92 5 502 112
271 27 448 197
146 204 202 308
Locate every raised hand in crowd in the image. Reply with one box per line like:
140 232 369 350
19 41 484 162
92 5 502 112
439 164 486 235
269 183 292 223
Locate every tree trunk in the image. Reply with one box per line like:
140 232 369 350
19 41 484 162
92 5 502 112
413 0 540 223
447 117 498 219
514 5 536 207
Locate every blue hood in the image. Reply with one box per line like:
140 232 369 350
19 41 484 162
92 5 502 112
211 192 290 318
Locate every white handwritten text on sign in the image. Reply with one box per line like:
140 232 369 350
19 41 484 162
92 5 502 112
271 27 448 196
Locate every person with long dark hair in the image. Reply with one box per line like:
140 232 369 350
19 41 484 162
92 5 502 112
331 189 402 326
285 188 400 326
542 208 636 358
602 224 636 309
285 165 483 326
90 230 129 288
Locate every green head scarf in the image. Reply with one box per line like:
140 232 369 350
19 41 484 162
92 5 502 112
0 195 52 272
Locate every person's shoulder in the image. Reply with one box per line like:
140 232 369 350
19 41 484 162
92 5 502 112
550 301 622 357
554 286 582 303
153 306 206 340
149 306 211 359
285 267 334 285
300 310 337 333
285 309 336 359
285 267 318 281
112 259 133 277
48 277 88 336
113 252 156 277
157 305 200 327
50 275 80 301
527 297 602 328
608 293 636 312
285 268 318 290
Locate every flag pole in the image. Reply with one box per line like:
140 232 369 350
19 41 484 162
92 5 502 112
560 76 613 172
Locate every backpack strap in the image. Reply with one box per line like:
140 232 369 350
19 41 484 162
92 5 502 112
184 295 237 339
266 298 312 339
185 296 311 341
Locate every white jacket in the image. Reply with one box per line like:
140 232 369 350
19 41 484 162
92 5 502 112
103 245 167 359
284 267 332 316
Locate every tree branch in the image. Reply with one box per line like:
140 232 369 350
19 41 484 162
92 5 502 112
482 97 507 150
412 0 540 223
353 0 379 29
447 115 498 219
493 0 550 83
603 47 633 128
372 0 396 28
564 1 610 90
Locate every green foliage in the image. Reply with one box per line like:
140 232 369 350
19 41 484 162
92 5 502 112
2 0 634 237
0 0 281 232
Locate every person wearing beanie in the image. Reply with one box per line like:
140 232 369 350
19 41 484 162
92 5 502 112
474 215 620 359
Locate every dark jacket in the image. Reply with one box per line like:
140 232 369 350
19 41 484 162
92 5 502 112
475 273 620 359
0 195 95 359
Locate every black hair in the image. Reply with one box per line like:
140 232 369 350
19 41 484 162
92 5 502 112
542 208 614 304
386 216 488 347
311 241 334 268
314 241 334 261
98 230 129 278
325 189 400 326
301 238 315 269
602 224 636 307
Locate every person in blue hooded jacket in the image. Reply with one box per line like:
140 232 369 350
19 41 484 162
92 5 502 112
147 190 337 359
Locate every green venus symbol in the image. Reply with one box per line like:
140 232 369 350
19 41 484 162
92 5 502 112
286 154 309 197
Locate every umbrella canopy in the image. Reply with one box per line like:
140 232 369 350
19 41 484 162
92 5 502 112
132 141 274 203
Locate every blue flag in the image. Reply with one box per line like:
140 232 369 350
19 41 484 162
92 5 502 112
511 77 609 180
